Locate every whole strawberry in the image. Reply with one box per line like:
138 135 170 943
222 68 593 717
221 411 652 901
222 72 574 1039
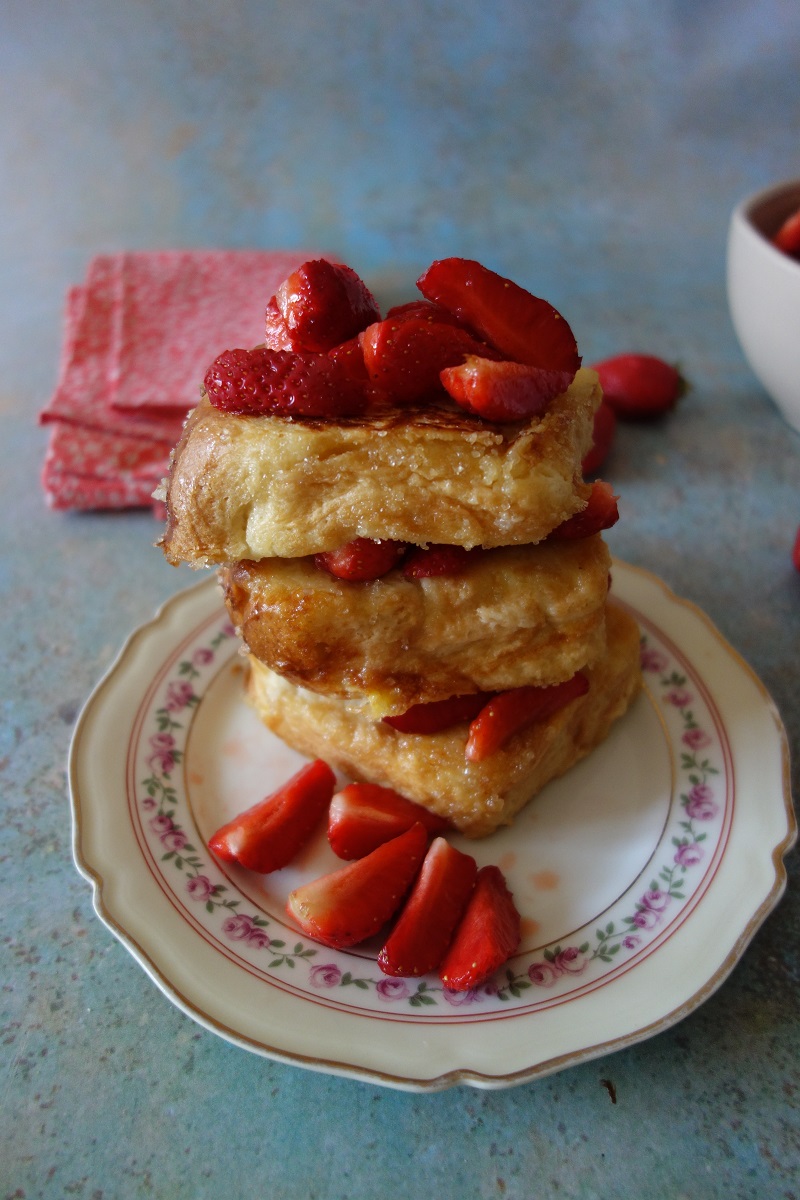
590 353 686 420
204 346 368 418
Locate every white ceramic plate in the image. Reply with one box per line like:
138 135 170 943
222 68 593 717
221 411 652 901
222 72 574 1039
70 562 795 1091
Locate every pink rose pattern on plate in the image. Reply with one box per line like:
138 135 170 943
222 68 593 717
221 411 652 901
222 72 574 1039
135 613 726 1013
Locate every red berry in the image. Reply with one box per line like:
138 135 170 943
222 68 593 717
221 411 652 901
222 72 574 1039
383 692 492 735
549 480 619 540
793 525 800 572
204 346 369 418
441 356 574 422
275 259 381 353
773 205 800 259
328 782 449 860
314 537 408 581
439 865 521 992
360 317 496 403
464 673 589 763
263 296 294 350
417 258 581 372
402 543 481 578
591 353 686 419
582 400 617 475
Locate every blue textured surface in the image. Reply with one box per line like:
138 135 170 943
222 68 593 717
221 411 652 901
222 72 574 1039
2 3 799 1197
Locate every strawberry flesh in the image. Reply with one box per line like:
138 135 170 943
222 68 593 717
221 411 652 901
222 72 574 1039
591 353 686 419
549 480 619 540
263 296 295 351
314 537 408 581
383 692 493 735
360 317 497 403
441 355 574 422
328 782 450 860
439 865 521 992
417 257 581 372
402 543 483 579
207 759 336 874
286 822 428 949
378 837 478 977
465 673 590 763
204 346 369 418
275 259 380 353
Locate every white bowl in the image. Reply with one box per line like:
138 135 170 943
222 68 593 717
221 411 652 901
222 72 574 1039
727 177 800 435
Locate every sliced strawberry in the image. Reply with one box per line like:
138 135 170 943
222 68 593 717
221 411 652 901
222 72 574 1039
441 356 574 422
314 537 408 581
549 480 619 540
327 335 370 382
773 204 800 258
204 346 369 418
591 353 686 419
378 838 478 977
402 543 483 578
417 258 581 372
263 296 295 350
383 692 492 735
207 759 336 874
360 317 497 403
582 400 617 475
465 673 589 763
439 865 521 992
328 782 450 860
275 259 380 353
285 822 428 949
384 299 468 328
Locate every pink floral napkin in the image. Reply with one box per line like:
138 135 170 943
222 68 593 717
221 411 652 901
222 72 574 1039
40 249 314 511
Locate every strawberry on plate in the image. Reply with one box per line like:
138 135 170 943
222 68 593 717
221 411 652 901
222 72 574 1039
439 865 521 992
208 759 336 874
465 673 590 763
440 355 575 422
548 480 619 540
327 782 450 860
417 257 581 373
378 837 478 977
286 822 428 949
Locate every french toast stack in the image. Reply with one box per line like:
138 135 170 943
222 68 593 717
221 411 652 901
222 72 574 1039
160 257 641 837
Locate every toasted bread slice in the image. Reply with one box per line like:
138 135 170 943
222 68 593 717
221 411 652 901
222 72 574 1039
245 601 642 838
159 368 600 565
221 535 612 716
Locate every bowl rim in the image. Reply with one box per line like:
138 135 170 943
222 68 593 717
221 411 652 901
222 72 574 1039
730 177 800 273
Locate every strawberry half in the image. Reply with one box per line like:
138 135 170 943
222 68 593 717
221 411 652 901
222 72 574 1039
286 822 428 949
417 258 581 372
314 537 408 581
328 782 450 860
360 316 497 403
275 259 381 353
439 865 521 992
383 692 492 735
591 353 686 419
207 759 336 874
204 346 369 418
441 356 574 422
549 480 619 540
465 673 590 763
402 543 483 579
378 837 477 977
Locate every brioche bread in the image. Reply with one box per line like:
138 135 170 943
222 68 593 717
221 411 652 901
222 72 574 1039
160 368 601 565
244 601 642 838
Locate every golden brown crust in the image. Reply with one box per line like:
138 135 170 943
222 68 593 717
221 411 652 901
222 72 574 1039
159 369 600 565
221 536 612 715
245 601 642 838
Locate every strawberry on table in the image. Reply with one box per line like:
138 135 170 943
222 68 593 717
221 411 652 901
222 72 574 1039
378 837 478 977
439 865 521 992
417 257 581 373
286 823 428 949
465 673 590 763
274 259 381 352
440 356 574 422
327 782 450 860
591 353 686 419
207 759 336 874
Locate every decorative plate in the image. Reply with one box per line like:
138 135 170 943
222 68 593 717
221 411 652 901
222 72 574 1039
70 562 795 1091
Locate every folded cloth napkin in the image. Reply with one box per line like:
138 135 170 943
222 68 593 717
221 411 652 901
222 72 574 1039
40 248 316 511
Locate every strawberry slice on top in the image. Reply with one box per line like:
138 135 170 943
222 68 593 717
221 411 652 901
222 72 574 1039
274 259 381 353
286 822 428 949
440 356 575 423
360 315 498 404
417 257 581 373
378 837 478 977
439 865 522 992
328 782 450 860
207 759 336 874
